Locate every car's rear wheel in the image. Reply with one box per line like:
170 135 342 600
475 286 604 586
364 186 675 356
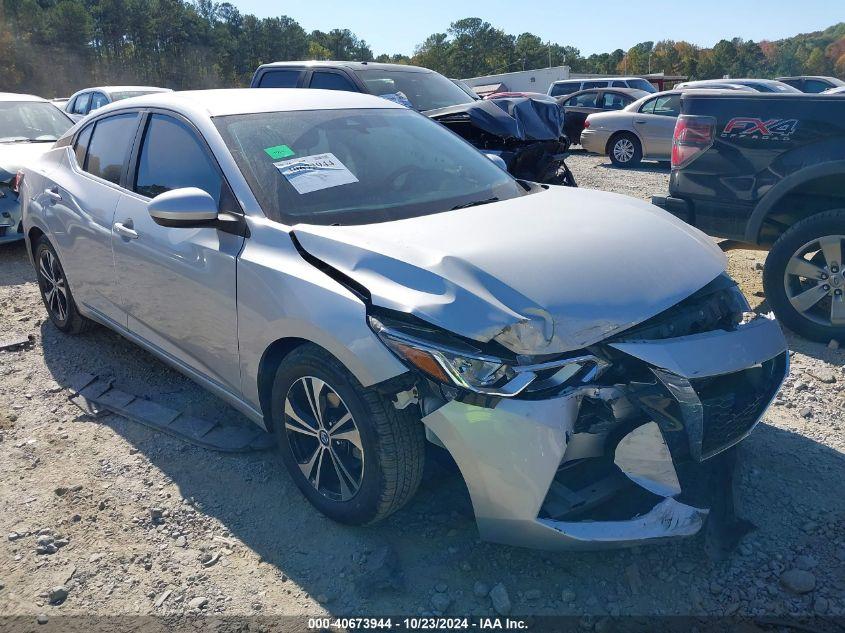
763 209 845 342
34 237 92 334
270 344 425 525
608 133 642 167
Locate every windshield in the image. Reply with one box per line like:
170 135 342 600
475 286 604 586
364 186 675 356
626 78 657 93
354 69 475 111
215 108 526 226
0 101 73 142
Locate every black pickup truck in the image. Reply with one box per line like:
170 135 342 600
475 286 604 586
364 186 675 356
653 90 845 342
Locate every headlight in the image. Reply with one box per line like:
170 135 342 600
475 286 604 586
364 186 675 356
369 316 607 397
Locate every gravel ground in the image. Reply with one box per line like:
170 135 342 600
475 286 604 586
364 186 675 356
1 151 843 624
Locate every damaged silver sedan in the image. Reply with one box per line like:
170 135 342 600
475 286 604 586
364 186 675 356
20 89 788 551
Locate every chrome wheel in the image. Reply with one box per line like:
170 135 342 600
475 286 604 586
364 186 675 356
783 235 845 327
613 138 635 163
38 248 68 322
283 376 364 502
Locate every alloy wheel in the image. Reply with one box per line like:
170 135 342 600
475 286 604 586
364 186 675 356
38 249 68 322
783 235 845 327
613 138 635 163
283 376 364 502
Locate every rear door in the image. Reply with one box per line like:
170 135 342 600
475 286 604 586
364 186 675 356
562 90 600 141
633 93 680 158
307 70 360 93
254 67 306 88
42 112 141 326
111 112 244 393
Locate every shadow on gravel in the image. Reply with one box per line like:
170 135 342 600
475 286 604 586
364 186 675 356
0 240 33 287
597 161 671 174
35 312 845 617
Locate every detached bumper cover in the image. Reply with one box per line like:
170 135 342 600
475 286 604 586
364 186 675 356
421 315 788 550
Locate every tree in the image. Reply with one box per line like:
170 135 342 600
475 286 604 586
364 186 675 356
0 6 842 97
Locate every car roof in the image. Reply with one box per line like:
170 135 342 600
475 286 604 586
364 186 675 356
70 86 172 97
0 92 48 102
256 60 435 74
553 77 645 83
93 88 405 118
565 87 647 96
680 78 782 86
777 75 844 82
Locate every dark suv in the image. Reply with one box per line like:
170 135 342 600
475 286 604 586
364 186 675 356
250 61 576 186
250 61 478 112
653 90 845 342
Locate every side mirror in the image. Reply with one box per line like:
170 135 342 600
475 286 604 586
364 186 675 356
483 152 508 171
147 187 218 228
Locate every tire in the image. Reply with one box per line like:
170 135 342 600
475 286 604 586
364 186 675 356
34 236 92 334
763 209 845 342
608 133 642 167
270 344 425 525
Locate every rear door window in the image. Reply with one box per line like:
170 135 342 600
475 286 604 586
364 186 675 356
803 79 830 93
549 82 579 97
639 97 658 114
84 113 139 184
73 124 93 167
89 92 109 111
134 114 223 205
582 81 609 89
309 71 358 92
600 92 627 109
652 94 680 116
258 69 303 88
73 93 91 115
567 91 598 107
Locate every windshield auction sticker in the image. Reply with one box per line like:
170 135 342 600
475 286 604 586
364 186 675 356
274 152 359 194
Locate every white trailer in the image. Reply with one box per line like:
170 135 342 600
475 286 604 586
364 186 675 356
461 65 571 95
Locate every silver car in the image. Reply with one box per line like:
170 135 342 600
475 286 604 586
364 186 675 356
21 89 788 551
64 86 172 122
580 91 683 167
0 92 74 244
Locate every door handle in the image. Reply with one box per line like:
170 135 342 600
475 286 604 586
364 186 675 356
634 119 647 124
44 187 62 202
114 220 139 240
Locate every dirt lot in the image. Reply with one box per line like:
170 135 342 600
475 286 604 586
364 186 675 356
1 152 844 625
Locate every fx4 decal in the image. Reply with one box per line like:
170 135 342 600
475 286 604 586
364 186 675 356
721 117 799 141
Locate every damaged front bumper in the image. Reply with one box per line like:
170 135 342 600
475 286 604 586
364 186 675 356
420 315 787 550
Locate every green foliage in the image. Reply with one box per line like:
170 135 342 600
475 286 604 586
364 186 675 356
0 2 842 97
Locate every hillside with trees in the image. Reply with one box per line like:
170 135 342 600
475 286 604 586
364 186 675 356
1 1 843 97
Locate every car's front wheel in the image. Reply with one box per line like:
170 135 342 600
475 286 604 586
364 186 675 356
270 344 425 525
763 209 845 342
608 133 642 167
34 237 92 334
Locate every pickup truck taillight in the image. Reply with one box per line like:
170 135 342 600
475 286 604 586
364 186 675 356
671 115 716 168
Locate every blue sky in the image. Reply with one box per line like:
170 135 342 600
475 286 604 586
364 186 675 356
235 0 840 57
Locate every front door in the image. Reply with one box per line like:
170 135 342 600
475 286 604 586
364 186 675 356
111 112 244 394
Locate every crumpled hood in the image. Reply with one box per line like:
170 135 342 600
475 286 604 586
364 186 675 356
426 97 563 141
292 187 727 355
0 143 56 180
